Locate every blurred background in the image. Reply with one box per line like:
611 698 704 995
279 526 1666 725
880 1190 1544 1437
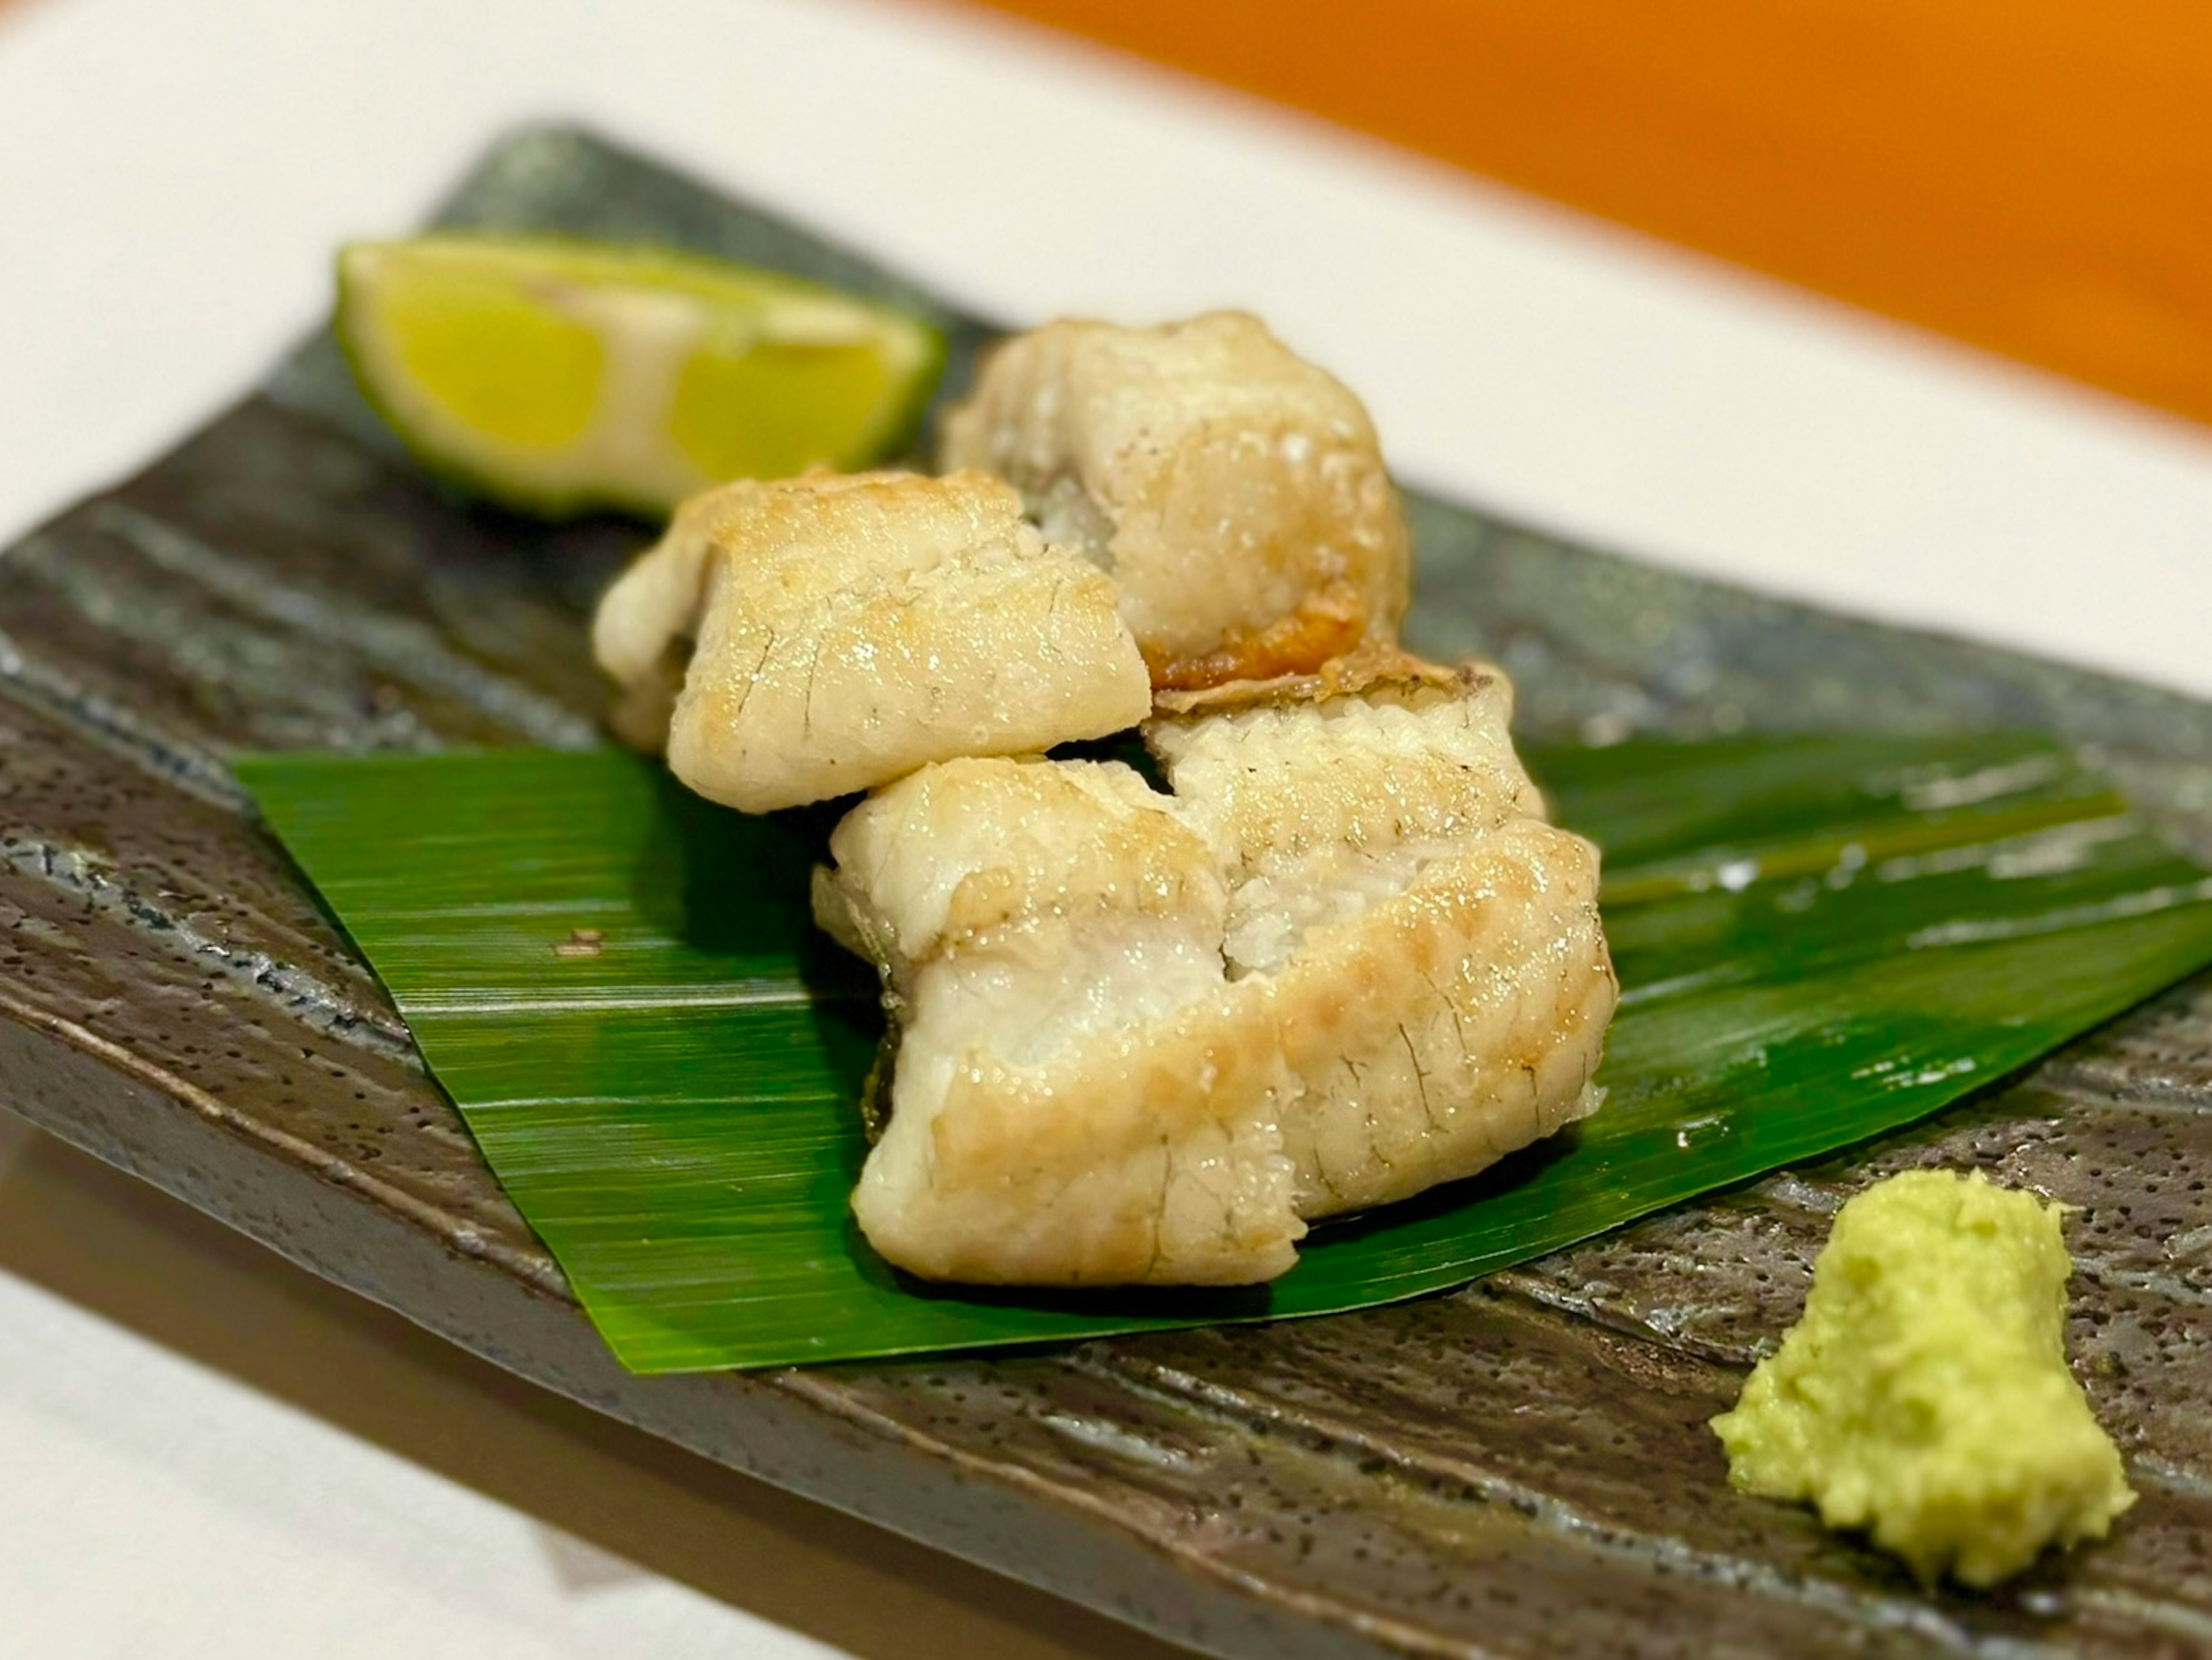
987 1 2212 428
2 2 2207 1657
5 0 2209 699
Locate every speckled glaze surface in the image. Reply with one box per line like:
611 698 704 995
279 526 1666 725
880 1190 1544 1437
2 130 2209 1658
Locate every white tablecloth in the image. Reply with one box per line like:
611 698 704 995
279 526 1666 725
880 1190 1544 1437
3 1 2209 1655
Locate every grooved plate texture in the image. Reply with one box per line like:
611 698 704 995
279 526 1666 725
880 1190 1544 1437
2 128 2208 1658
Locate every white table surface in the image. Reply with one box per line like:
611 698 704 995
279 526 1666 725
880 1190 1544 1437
2 1 2209 1655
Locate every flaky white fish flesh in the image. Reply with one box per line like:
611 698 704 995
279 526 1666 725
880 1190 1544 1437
1149 658 1616 1219
938 313 1410 690
813 756 1306 1286
591 470 1149 812
815 656 1616 1285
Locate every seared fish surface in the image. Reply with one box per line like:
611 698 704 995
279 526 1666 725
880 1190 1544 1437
938 313 1410 690
815 657 1616 1285
1149 659 1615 1218
591 470 1149 812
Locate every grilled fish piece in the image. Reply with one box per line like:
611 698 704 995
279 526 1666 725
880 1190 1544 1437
1147 658 1615 1217
591 469 1149 812
938 313 1410 690
815 656 1615 1286
813 757 1304 1287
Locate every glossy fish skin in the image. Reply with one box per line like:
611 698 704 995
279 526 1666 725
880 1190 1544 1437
938 313 1410 690
817 660 1617 1287
590 470 1150 812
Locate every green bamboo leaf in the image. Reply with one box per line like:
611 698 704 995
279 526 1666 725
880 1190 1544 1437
234 731 2212 1372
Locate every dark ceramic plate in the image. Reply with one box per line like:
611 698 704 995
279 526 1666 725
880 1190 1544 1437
3 128 2209 1659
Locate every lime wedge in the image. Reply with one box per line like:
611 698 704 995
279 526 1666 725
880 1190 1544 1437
336 236 944 517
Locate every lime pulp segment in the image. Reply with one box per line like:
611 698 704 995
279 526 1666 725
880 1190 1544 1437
336 236 944 517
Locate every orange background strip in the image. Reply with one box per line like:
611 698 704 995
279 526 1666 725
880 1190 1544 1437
971 0 2212 428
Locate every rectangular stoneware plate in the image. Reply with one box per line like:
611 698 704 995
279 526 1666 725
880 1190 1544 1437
3 127 2209 1658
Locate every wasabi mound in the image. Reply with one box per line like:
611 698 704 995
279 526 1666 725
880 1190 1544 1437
1712 1168 2134 1587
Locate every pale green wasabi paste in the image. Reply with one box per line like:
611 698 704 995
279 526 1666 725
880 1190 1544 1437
1711 1168 2134 1587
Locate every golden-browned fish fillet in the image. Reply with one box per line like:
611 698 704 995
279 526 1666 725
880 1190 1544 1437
937 313 1410 690
1147 660 1616 1217
815 656 1616 1286
813 757 1305 1287
590 470 1150 812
